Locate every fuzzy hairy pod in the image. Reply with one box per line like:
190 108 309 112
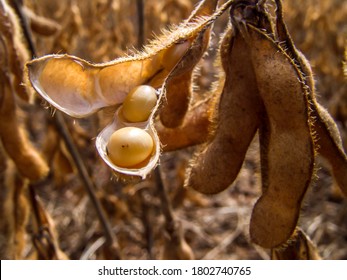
274 0 347 198
241 24 315 249
313 104 347 196
186 26 264 194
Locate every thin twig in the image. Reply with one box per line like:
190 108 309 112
202 226 243 260
136 0 145 48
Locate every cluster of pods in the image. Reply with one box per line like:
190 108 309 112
26 0 347 250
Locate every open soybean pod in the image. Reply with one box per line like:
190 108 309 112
273 0 347 198
240 23 315 249
186 23 264 194
26 1 232 180
159 0 219 128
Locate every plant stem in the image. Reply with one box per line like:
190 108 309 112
154 167 176 233
136 0 145 48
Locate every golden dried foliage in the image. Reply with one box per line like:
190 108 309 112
22 6 60 37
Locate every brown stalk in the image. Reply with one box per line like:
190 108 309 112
154 167 194 260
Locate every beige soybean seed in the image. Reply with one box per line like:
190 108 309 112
107 127 154 168
122 85 157 123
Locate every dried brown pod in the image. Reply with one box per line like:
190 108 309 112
186 25 264 194
273 0 347 198
157 97 212 152
239 24 314 249
271 228 321 260
185 1 323 249
26 13 216 117
159 0 218 128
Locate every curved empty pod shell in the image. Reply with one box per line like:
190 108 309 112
26 0 235 118
26 0 227 118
